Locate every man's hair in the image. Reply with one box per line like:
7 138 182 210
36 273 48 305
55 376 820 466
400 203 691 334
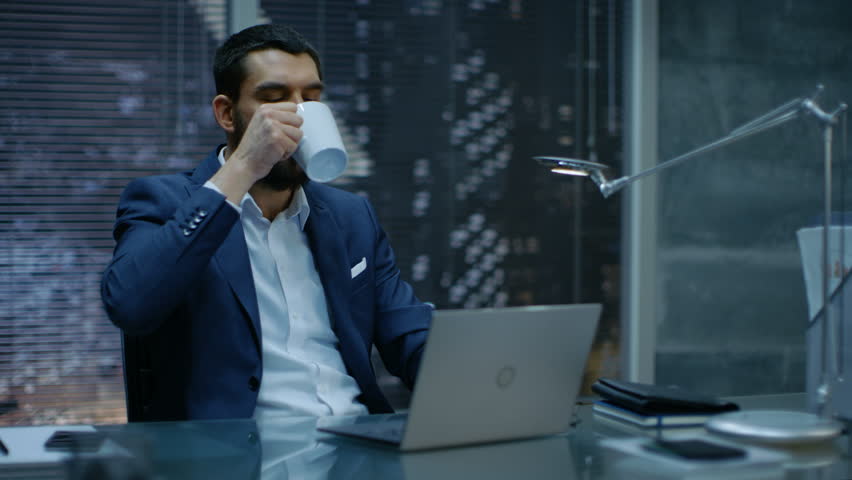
213 24 322 102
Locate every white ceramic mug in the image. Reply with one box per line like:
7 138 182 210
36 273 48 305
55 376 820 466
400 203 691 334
293 102 348 183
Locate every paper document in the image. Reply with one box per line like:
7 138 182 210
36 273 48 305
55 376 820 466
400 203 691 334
796 226 852 320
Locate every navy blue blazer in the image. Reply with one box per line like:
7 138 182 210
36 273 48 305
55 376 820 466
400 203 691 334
101 147 431 421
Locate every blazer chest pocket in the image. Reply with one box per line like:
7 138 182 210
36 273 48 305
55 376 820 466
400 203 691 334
350 272 371 296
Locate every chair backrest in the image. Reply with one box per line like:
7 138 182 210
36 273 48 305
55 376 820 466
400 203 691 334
121 334 153 422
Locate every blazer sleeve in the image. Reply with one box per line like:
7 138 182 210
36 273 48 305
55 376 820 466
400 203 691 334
101 177 239 335
363 198 432 389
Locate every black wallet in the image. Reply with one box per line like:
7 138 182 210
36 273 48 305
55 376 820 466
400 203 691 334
44 431 106 453
592 378 739 415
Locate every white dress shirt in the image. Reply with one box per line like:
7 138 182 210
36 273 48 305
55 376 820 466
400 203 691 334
205 147 367 419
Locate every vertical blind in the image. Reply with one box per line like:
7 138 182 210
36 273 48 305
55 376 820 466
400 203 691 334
261 0 625 309
261 0 625 399
0 0 226 425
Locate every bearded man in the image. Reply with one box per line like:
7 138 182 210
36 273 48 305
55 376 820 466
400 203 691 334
101 24 431 421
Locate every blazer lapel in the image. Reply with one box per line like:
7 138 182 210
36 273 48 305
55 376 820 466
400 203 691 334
214 225 262 353
189 146 262 353
304 192 351 328
303 185 368 380
189 146 224 185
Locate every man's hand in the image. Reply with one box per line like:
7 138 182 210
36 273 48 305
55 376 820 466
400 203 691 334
210 102 304 204
229 102 304 181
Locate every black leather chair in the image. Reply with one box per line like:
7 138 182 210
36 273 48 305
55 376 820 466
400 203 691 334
121 333 153 422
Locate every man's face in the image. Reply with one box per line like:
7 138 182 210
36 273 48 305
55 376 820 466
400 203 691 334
230 49 324 190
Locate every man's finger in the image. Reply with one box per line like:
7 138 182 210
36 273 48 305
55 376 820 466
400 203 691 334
262 101 298 112
272 111 303 128
280 124 303 144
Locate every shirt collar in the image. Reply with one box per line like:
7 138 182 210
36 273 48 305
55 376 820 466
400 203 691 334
218 146 310 231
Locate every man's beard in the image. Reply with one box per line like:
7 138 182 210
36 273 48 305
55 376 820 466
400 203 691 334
232 109 308 191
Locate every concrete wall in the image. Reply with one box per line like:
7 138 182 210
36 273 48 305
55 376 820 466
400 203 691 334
655 0 852 395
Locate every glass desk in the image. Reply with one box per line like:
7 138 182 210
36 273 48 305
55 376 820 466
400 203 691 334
0 394 848 479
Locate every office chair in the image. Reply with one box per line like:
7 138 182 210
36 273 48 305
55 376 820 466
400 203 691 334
121 333 153 422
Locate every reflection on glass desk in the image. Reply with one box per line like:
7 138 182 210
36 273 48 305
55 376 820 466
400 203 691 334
0 394 849 479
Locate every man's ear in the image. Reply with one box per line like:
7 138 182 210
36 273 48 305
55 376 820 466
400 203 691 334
212 94 235 134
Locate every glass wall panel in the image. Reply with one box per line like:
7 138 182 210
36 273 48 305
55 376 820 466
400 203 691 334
655 0 852 395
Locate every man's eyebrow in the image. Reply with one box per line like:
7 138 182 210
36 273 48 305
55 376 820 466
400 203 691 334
254 81 289 94
254 81 324 93
304 81 325 91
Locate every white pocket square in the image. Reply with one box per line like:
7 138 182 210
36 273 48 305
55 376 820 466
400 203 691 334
351 257 367 279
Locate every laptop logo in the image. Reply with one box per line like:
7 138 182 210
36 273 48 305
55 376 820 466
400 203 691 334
496 366 516 389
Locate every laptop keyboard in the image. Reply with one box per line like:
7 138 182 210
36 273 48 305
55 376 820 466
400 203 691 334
321 417 407 445
358 421 405 442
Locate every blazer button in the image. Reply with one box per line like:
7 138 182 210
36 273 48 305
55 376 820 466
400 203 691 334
248 376 260 392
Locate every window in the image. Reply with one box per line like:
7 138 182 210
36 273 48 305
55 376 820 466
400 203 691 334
0 0 624 423
0 0 226 424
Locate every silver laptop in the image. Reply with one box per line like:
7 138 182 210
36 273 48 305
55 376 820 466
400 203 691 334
318 304 601 451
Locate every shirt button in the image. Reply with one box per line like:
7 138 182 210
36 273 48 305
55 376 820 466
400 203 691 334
182 228 192 236
197 209 208 217
248 376 260 392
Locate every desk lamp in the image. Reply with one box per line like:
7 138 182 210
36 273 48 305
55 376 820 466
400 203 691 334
536 86 847 443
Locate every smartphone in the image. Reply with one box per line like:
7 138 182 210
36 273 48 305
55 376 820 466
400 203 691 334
642 439 746 460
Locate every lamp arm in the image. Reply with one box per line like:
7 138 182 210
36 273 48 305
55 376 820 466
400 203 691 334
729 96 805 136
605 88 847 417
599 107 802 198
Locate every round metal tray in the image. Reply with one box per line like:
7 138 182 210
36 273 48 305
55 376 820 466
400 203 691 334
705 410 844 445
